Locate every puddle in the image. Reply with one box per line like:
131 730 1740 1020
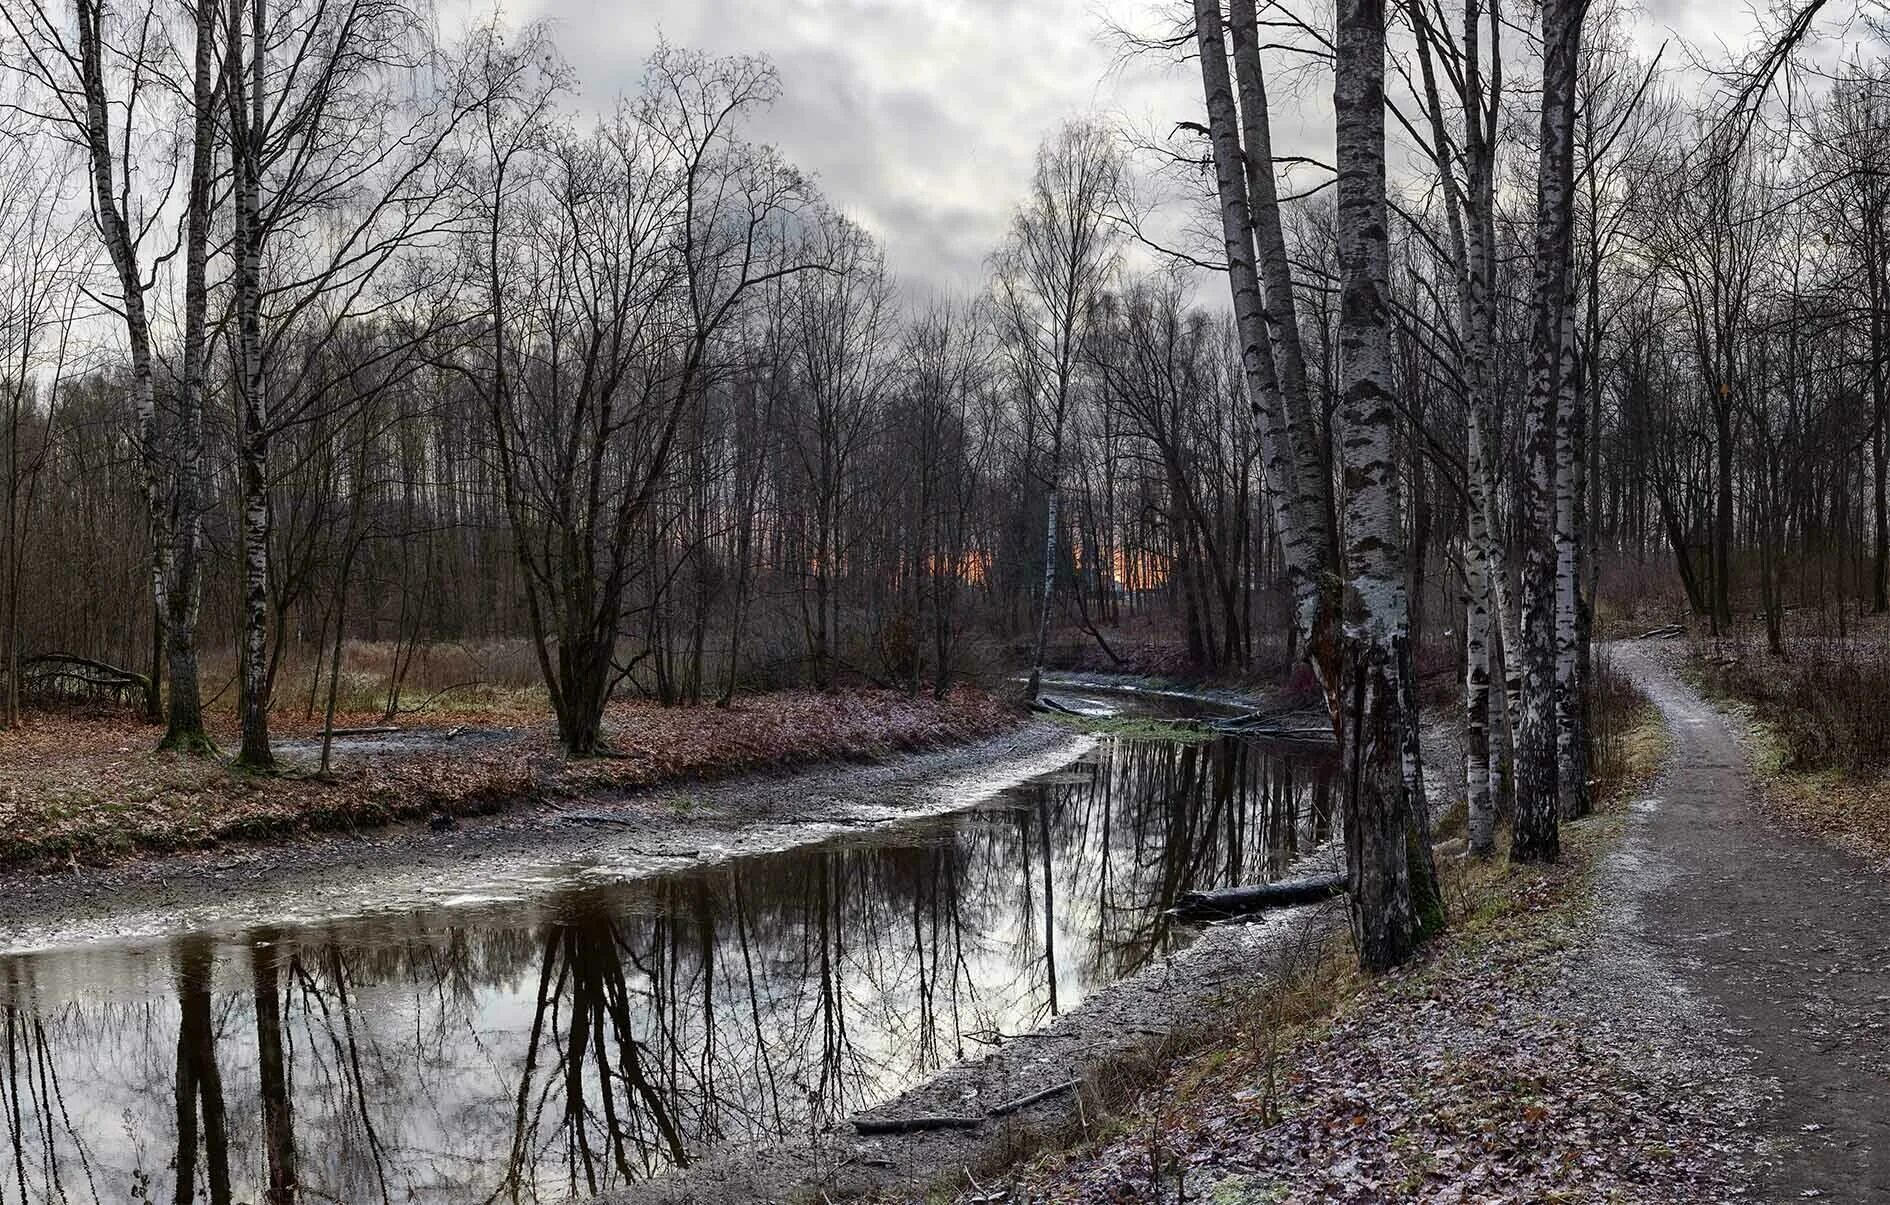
0 726 1334 1202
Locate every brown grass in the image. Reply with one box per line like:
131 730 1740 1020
1688 636 1890 773
1686 635 1890 859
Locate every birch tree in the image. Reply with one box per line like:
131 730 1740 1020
1406 0 1508 855
0 0 215 738
1334 0 1435 968
1512 0 1585 863
1190 0 1345 714
218 0 507 768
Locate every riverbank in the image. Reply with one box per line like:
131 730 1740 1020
0 688 1016 869
939 649 1762 1204
0 717 1087 951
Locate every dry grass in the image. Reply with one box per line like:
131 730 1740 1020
1689 636 1890 773
0 688 1018 868
1685 635 1890 860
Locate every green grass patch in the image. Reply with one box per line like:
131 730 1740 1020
1046 712 1219 743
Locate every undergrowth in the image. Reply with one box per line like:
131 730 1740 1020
1688 636 1890 772
1687 637 1890 859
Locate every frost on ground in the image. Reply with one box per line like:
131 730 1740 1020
975 811 1766 1204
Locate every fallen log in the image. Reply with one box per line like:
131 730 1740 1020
323 725 403 738
1637 626 1684 640
1170 874 1346 920
11 651 149 706
850 1113 983 1135
989 1078 1081 1118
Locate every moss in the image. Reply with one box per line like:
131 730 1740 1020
1045 713 1219 743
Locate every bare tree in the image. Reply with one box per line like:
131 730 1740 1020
992 119 1122 702
481 47 820 755
1512 0 1585 863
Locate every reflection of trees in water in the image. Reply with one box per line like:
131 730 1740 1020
1043 735 1337 985
2 962 105 1203
0 734 1331 1202
174 935 232 1204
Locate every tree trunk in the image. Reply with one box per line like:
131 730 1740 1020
1025 482 1058 700
76 0 173 739
230 0 274 771
251 936 299 1205
1513 0 1581 863
1335 0 1433 969
1554 304 1590 819
1192 0 1342 719
160 0 216 754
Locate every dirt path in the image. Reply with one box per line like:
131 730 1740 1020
1617 640 1890 1198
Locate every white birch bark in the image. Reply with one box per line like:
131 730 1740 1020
1192 0 1338 700
230 0 275 770
1335 0 1428 970
1225 0 1339 671
159 0 216 752
74 0 171 702
1514 0 1583 863
1554 299 1590 817
1408 0 1503 853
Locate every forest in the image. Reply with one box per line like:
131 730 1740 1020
1 0 1888 1198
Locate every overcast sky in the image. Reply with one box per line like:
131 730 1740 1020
487 0 1795 297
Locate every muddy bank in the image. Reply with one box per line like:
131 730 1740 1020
0 722 1084 950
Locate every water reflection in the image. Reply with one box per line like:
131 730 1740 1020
0 733 1332 1203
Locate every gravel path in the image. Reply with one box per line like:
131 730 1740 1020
1617 640 1890 1198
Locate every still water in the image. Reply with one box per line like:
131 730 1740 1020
0 726 1334 1203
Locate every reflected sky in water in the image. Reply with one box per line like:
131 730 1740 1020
0 730 1333 1203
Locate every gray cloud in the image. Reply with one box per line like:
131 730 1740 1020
507 0 1204 292
493 0 1765 298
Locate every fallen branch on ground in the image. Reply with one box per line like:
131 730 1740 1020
990 1078 1081 1118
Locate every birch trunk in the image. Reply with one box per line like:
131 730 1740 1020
229 0 275 770
1335 0 1432 970
1408 0 1502 853
1024 479 1058 700
1192 0 1340 712
1225 0 1341 694
159 0 216 754
1464 429 1497 855
1554 302 1591 819
1513 0 1582 863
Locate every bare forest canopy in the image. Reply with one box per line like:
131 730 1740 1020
0 0 1876 966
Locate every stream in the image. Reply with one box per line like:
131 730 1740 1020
0 701 1335 1203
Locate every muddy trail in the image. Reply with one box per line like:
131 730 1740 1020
1615 641 1890 1197
0 687 1343 1204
